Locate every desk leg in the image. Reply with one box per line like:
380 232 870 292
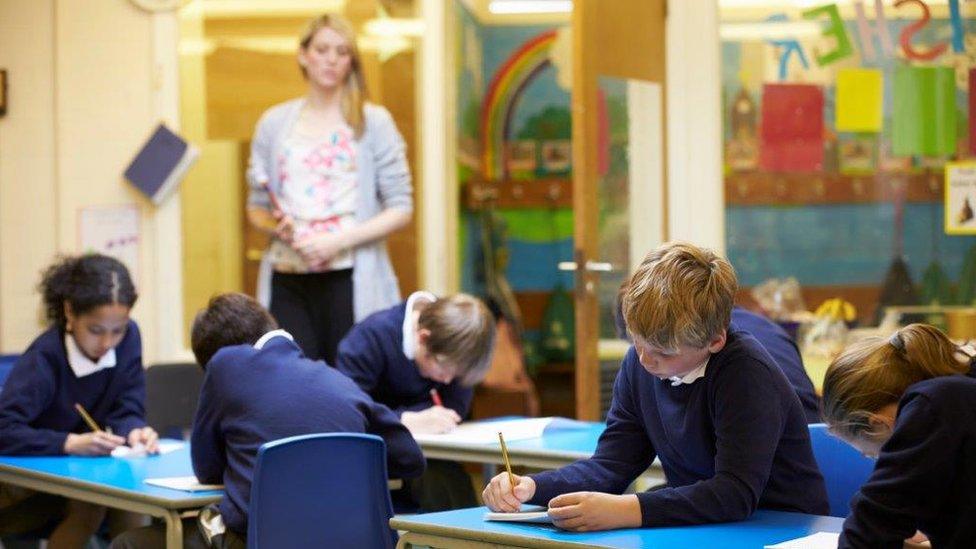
163 509 184 549
481 463 497 486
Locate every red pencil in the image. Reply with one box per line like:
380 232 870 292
430 388 443 407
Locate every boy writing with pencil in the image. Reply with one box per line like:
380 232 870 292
483 242 828 530
335 291 495 511
111 293 424 548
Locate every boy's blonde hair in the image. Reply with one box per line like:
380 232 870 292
822 323 968 441
622 242 738 351
417 294 496 386
299 14 367 137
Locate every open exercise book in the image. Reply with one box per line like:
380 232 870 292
413 417 589 445
484 507 553 524
765 532 840 549
144 476 224 492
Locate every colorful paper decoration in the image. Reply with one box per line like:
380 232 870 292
853 0 894 63
892 66 956 156
760 84 824 172
802 4 854 66
895 0 948 61
766 13 810 81
836 68 883 133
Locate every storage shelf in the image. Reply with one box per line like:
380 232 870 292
725 171 944 206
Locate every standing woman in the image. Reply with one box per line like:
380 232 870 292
246 14 413 365
0 254 158 547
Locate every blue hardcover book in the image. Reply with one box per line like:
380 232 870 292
124 123 198 206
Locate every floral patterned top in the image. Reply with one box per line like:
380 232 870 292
268 110 359 273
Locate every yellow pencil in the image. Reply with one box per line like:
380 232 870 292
74 403 101 433
498 431 516 491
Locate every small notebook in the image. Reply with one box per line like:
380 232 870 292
111 440 185 458
484 508 553 524
144 476 223 492
765 532 840 549
124 123 199 206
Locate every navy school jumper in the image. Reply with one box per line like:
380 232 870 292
731 307 821 423
840 365 976 548
335 302 472 418
0 322 146 455
528 329 829 526
191 334 425 536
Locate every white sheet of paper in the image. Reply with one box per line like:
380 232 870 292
144 476 224 492
413 417 556 445
484 510 553 524
765 532 840 549
111 440 185 458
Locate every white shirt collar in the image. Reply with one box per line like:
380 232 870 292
65 334 116 378
402 291 437 359
254 329 294 350
668 357 710 387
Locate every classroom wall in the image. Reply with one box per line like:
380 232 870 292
0 0 58 350
0 0 181 360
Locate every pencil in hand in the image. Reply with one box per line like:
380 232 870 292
430 388 443 407
74 403 101 433
498 431 516 493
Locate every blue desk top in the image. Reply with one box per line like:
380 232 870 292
506 420 604 458
0 442 222 509
391 507 845 549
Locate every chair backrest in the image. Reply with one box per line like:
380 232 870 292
145 362 204 440
247 433 397 549
808 423 876 517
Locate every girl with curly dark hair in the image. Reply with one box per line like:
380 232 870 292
0 254 157 547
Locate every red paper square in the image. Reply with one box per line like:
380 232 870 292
760 84 825 172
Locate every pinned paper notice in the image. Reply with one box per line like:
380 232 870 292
836 68 883 132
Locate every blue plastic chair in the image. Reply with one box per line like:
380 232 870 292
247 433 397 549
808 423 877 517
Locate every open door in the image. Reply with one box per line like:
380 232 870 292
569 0 668 420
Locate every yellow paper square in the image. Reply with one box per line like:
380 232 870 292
836 68 883 132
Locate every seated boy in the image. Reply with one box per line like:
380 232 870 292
112 293 424 548
484 242 828 531
335 291 495 511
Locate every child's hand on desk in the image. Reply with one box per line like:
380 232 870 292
63 431 126 456
127 426 160 454
483 472 536 512
547 492 642 532
402 406 461 434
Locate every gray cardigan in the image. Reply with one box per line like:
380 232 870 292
246 99 413 321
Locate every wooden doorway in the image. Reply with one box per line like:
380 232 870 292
571 0 668 420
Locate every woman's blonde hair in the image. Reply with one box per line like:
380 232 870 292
822 323 969 441
417 294 496 387
299 14 367 137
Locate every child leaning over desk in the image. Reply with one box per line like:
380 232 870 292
336 291 495 511
111 293 424 549
484 241 829 530
822 323 976 548
0 254 157 548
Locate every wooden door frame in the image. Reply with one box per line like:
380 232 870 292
571 0 668 420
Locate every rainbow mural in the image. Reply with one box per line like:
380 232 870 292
480 29 558 181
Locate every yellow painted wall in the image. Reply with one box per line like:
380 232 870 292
0 0 58 349
0 0 177 360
